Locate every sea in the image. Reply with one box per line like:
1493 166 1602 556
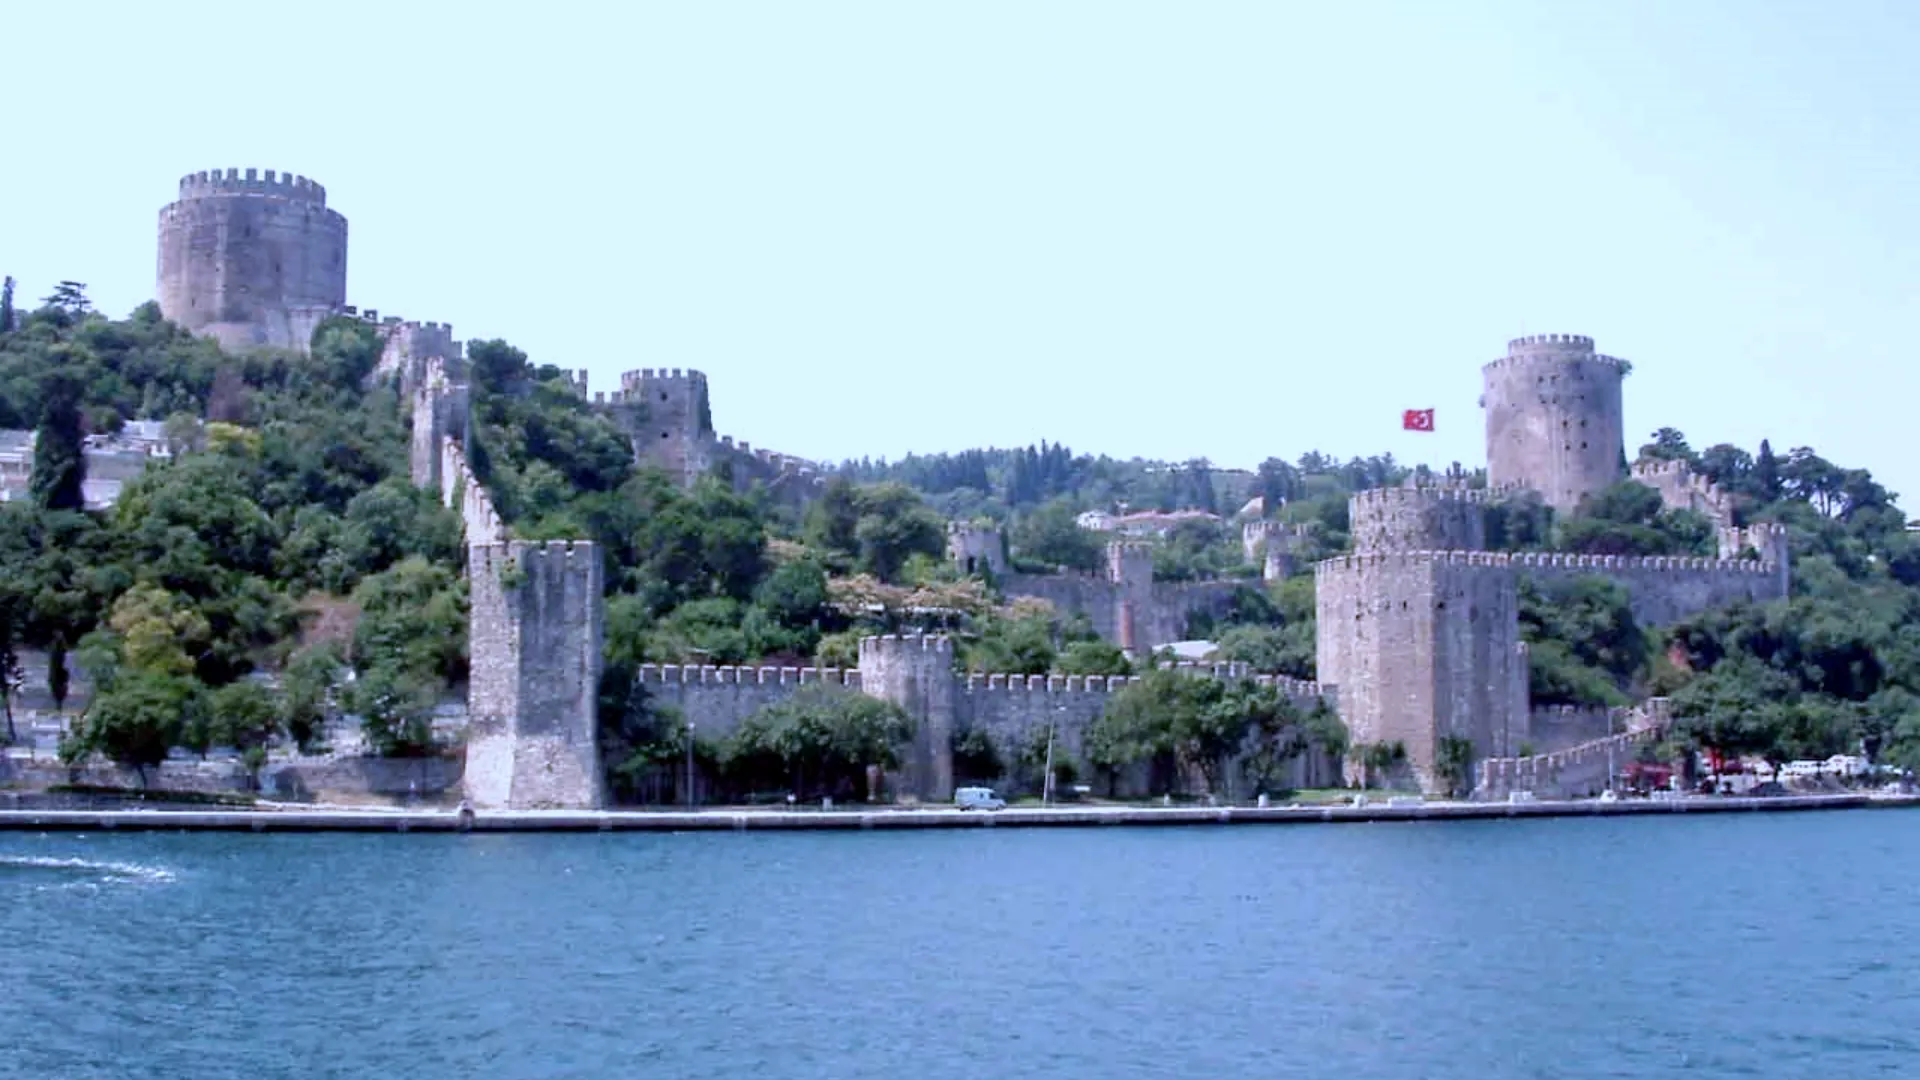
2 809 1915 1079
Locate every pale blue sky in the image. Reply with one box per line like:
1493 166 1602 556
6 1 1917 502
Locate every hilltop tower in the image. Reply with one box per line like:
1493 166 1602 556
156 168 348 352
946 522 1008 576
1481 334 1627 514
608 368 715 484
1106 541 1155 654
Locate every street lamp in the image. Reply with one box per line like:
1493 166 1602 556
685 721 696 808
1043 706 1062 806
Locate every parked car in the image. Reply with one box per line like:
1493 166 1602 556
954 786 1006 811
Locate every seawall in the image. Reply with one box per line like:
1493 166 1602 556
0 793 1909 831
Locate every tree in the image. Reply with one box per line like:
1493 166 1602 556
29 369 86 511
67 671 196 781
42 281 91 316
0 276 15 333
0 601 20 743
345 662 439 757
723 687 914 801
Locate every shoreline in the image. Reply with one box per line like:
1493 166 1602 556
0 791 1912 832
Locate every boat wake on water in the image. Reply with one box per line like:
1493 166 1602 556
0 854 176 890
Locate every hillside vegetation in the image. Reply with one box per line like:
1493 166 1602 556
3 290 1918 784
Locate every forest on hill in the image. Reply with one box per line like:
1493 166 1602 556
3 283 1919 789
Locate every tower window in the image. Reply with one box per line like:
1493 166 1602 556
661 432 669 439
660 392 668 402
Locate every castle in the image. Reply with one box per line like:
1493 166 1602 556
151 171 1790 806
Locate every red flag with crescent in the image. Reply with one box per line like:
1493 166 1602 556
1402 408 1435 432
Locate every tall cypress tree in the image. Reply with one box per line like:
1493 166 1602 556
29 370 86 512
0 276 15 333
1754 439 1784 503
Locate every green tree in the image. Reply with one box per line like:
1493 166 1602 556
723 686 914 801
0 276 14 333
29 368 86 512
67 670 197 780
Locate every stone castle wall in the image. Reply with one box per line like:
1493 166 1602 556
1508 551 1785 626
633 645 1335 801
464 541 606 810
1527 705 1619 754
156 168 348 353
1632 459 1734 529
1482 334 1628 513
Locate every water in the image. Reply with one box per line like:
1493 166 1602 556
4 811 1918 1079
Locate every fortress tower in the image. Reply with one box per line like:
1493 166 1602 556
1316 552 1528 792
860 634 957 800
464 540 606 809
1348 485 1492 554
1106 541 1155 654
157 168 348 352
1481 334 1628 514
608 368 714 484
946 522 1007 576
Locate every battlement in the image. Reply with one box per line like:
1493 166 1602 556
471 538 600 578
858 633 955 658
1507 333 1593 354
1315 549 1777 575
176 168 327 206
637 664 861 688
1349 485 1496 510
618 367 709 393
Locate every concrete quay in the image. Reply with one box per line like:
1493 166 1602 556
0 792 1912 833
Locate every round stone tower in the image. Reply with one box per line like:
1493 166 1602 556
157 168 348 352
1480 334 1628 514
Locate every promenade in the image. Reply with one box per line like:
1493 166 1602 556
0 792 1912 832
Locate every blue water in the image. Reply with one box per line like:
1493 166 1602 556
4 811 1917 1079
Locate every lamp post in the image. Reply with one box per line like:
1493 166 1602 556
685 721 696 808
1043 706 1061 806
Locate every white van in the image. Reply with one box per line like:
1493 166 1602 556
953 786 1006 811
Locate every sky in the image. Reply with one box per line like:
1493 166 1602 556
5 1 1918 504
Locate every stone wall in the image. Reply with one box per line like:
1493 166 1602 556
947 522 1008 576
156 168 348 353
1481 334 1628 513
409 358 471 494
638 665 863 738
1632 459 1734 529
438 435 504 544
631 642 1336 802
258 756 464 805
1000 543 1248 655
1509 552 1785 627
1527 705 1619 754
464 541 606 809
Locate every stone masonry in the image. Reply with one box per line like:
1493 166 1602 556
464 540 606 810
1481 334 1628 513
596 367 826 506
637 635 1337 802
157 169 347 352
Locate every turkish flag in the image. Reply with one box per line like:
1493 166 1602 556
1402 408 1435 432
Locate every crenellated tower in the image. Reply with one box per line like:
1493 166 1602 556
156 168 348 352
946 521 1008 576
859 634 957 800
1481 334 1628 513
1106 541 1155 654
464 540 606 810
605 368 714 484
1348 484 1492 554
